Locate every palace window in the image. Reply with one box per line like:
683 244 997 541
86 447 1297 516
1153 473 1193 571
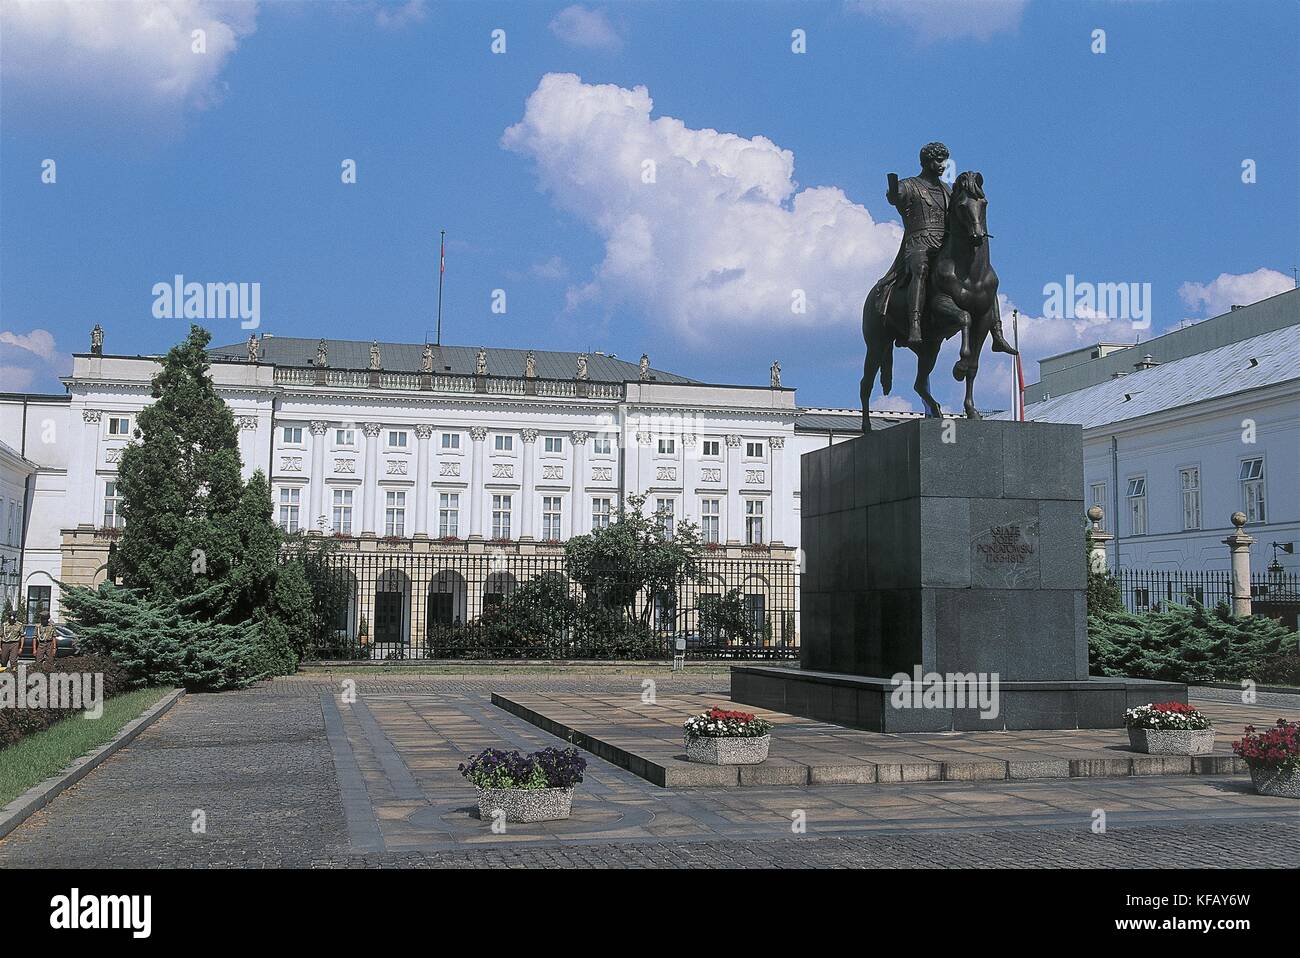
331 488 353 535
1126 477 1147 536
103 480 125 529
492 494 512 539
542 496 563 540
335 428 355 446
494 434 513 452
1240 458 1266 523
591 497 612 531
745 440 764 459
26 585 51 625
107 416 131 437
1089 482 1107 530
438 493 459 538
703 439 721 457
1179 467 1201 531
441 432 460 451
592 436 612 455
278 487 301 533
544 436 564 454
657 438 675 455
655 498 675 537
281 426 303 445
387 430 408 450
701 498 720 544
384 490 406 537
745 498 765 544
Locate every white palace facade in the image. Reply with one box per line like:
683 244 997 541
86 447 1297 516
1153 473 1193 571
0 331 899 650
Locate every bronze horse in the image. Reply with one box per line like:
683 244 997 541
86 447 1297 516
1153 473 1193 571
860 171 1011 431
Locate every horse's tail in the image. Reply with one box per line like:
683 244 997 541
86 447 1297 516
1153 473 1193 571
864 284 895 395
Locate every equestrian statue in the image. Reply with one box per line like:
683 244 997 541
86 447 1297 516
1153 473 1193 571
861 141 1016 432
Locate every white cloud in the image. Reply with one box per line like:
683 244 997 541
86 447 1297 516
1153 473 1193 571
0 328 63 393
549 5 623 52
373 0 426 29
846 0 1027 42
874 394 917 413
1177 268 1293 319
531 256 569 280
502 73 901 338
0 0 257 114
0 329 58 362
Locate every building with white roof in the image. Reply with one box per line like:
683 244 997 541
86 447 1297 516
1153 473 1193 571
1002 289 1300 573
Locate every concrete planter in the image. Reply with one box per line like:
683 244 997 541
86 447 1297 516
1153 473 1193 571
686 733 771 765
476 786 574 823
1127 727 1215 755
1248 765 1300 799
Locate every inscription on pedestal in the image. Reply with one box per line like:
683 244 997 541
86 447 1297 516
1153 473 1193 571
971 517 1039 588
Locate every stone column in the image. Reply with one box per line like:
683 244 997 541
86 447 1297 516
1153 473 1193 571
635 430 653 510
1085 506 1114 574
361 422 382 536
237 416 260 482
681 434 697 523
519 429 538 540
769 435 785 546
1223 511 1255 618
308 421 329 534
570 431 588 537
414 425 433 538
725 434 742 544
79 410 102 528
468 426 487 539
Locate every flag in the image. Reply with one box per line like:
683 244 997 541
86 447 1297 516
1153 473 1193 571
439 235 445 275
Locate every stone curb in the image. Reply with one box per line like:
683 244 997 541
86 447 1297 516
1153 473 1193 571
304 659 756 669
0 687 185 841
492 692 1252 789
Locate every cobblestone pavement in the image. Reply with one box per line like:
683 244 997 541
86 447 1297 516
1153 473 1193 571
1 670 1295 868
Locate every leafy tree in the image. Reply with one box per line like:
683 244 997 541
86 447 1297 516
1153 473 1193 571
479 574 577 652
698 589 757 644
564 493 701 626
66 325 313 685
112 325 245 605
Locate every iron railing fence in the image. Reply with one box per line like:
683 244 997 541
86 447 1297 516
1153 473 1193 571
295 546 798 661
1117 568 1300 618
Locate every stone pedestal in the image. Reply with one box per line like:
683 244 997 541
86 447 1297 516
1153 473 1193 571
731 419 1186 730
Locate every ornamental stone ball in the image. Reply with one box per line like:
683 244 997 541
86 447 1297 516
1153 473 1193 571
1231 511 1248 528
1087 505 1104 524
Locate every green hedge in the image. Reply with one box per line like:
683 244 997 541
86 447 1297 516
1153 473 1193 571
1089 601 1298 684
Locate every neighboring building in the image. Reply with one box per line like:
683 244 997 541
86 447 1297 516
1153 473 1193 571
1003 290 1300 572
0 332 917 649
0 438 37 615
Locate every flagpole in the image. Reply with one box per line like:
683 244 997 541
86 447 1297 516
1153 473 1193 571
1012 308 1022 421
1010 309 1018 418
436 229 446 346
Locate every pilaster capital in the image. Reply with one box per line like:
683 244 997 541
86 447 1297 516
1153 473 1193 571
362 422 382 438
415 424 435 440
82 409 102 424
309 420 329 436
469 426 488 442
521 428 538 443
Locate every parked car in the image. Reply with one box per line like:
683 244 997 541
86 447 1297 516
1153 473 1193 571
18 624 81 659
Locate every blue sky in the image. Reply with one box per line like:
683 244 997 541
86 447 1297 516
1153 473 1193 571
2 0 1296 413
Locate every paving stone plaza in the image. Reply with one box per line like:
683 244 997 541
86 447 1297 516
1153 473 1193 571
1 669 1295 869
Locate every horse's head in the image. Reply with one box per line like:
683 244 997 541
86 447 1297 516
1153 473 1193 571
950 171 989 246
